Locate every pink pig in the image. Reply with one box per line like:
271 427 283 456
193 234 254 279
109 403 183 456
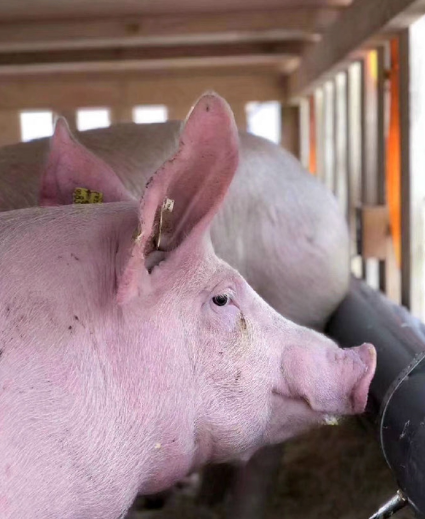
0 94 375 518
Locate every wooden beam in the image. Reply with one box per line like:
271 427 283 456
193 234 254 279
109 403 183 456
314 88 325 183
0 41 307 67
400 19 425 319
334 71 349 220
288 0 425 101
0 110 21 146
0 55 299 76
0 38 302 77
308 96 317 174
109 106 134 125
323 80 335 193
361 206 390 260
0 1 351 20
0 8 341 52
0 71 284 111
299 99 310 169
399 31 411 311
362 50 382 207
167 104 191 122
281 105 300 158
408 21 425 315
376 45 388 292
361 50 381 290
347 61 363 278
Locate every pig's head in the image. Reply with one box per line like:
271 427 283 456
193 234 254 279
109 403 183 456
40 94 376 465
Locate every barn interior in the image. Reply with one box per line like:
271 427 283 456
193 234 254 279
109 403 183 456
1 1 425 518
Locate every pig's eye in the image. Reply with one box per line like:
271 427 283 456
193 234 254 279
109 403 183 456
212 294 230 307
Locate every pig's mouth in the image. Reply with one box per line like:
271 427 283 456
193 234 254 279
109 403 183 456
299 397 340 422
271 389 323 418
272 384 366 423
269 389 339 440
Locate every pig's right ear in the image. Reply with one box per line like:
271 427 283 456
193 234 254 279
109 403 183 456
117 93 239 304
39 117 134 206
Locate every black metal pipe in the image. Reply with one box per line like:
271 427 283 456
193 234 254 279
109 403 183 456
326 276 425 518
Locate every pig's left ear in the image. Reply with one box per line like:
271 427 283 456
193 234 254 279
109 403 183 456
117 93 239 304
40 117 134 206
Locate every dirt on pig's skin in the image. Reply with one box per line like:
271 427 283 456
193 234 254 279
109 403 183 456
126 418 415 519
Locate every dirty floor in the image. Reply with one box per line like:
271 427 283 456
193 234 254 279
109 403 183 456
126 418 414 519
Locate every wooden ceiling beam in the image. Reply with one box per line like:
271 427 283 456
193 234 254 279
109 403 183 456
288 0 425 101
0 8 341 52
0 1 351 21
0 55 299 77
0 71 285 110
0 41 307 66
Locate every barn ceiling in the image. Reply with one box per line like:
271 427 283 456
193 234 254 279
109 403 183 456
0 0 352 20
0 0 422 99
0 0 353 78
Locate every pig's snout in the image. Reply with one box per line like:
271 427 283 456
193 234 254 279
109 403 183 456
281 341 377 416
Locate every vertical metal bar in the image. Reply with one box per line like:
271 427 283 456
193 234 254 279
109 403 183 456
347 61 364 279
377 45 387 293
399 30 411 310
299 98 310 170
362 50 380 290
281 105 300 159
315 88 325 183
335 71 349 221
323 81 335 193
400 18 425 321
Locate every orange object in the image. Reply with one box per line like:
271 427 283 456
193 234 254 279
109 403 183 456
386 39 401 266
308 95 317 175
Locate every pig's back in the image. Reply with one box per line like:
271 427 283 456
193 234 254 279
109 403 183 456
0 121 182 211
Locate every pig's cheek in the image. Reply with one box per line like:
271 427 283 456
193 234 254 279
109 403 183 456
204 303 241 333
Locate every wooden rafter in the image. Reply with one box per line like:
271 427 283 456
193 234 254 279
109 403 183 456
0 8 340 52
288 0 425 101
0 41 307 66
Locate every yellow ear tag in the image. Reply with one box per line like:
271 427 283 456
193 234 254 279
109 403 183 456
73 187 104 204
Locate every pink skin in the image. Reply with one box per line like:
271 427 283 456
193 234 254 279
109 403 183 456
39 117 135 207
0 103 349 331
0 94 375 518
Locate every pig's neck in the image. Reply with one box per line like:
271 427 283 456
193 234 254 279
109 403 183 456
68 207 200 496
1 204 199 516
70 207 200 502
101 313 200 499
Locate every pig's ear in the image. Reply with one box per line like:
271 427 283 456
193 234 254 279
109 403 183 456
117 93 239 304
39 117 134 206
